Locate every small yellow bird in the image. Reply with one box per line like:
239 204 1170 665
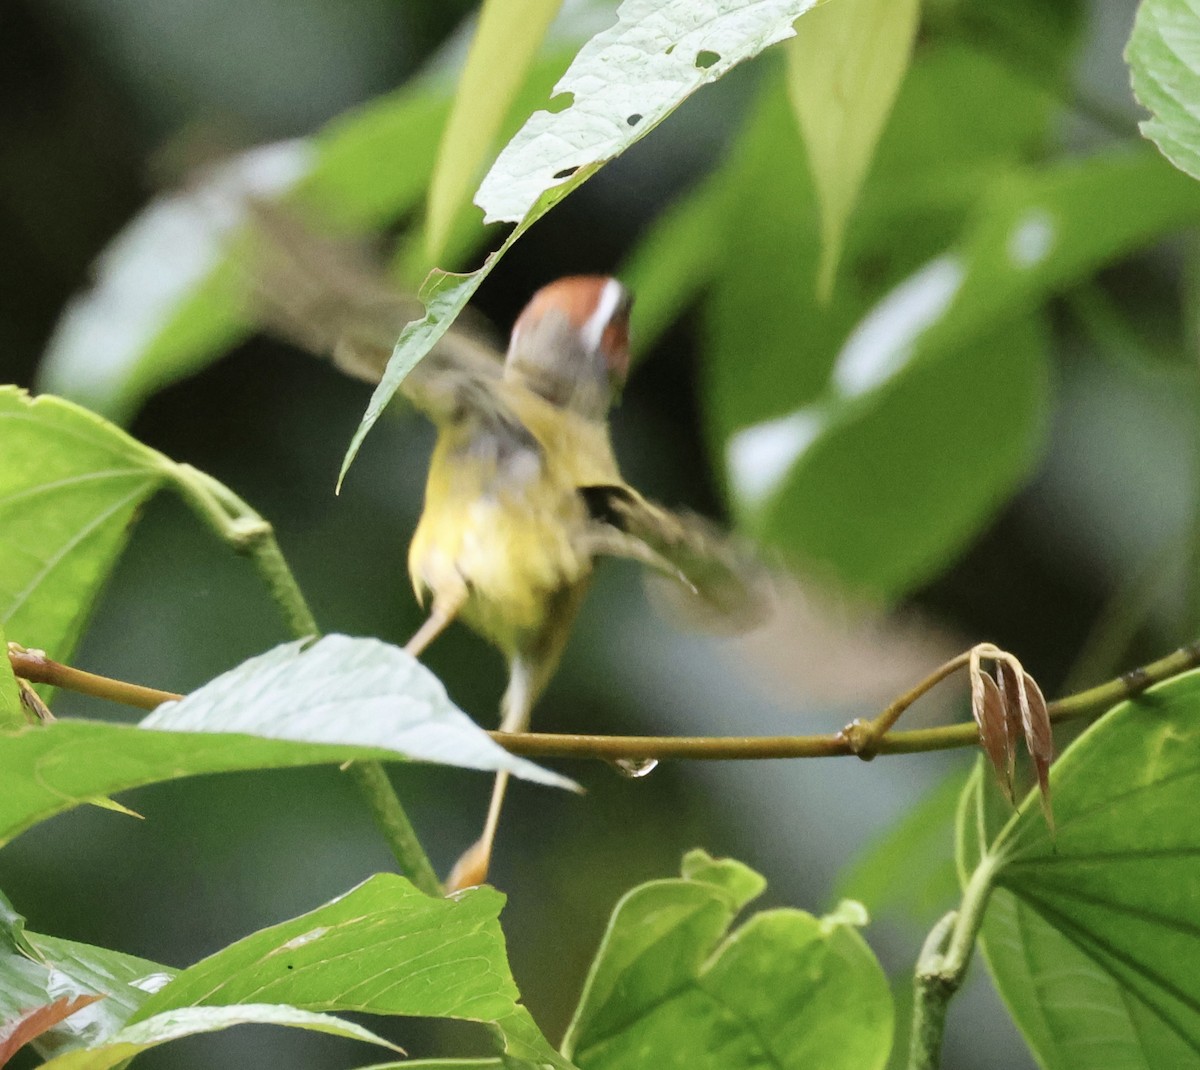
248 216 766 890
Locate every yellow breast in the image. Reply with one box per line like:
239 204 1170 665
408 387 619 653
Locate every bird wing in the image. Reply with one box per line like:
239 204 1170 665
242 204 507 422
579 484 773 633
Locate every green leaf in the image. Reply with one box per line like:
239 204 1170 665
142 635 573 788
0 916 174 1058
785 0 919 299
0 387 172 662
561 850 892 1070
37 1004 399 1070
980 887 1199 1069
619 174 729 356
38 48 579 425
0 622 23 728
425 0 562 261
131 872 572 1069
476 0 817 226
723 148 1200 597
1128 0 1200 182
834 768 968 928
958 669 1200 1065
0 640 570 847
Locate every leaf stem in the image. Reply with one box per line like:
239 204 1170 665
14 637 1200 763
168 463 440 895
908 853 1001 1070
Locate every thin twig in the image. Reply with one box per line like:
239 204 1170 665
11 639 1200 763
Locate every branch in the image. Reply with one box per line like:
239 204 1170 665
11 638 1200 762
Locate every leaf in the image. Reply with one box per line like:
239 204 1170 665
0 921 174 1058
981 887 1199 1070
723 148 1200 598
0 627 23 730
38 84 448 421
476 0 817 226
0 643 572 849
561 850 892 1070
0 996 102 1067
342 0 819 483
38 48 581 425
957 669 1200 1064
619 173 729 356
130 873 572 1069
1128 0 1200 182
37 1004 400 1070
785 0 919 299
143 634 569 786
425 0 562 261
833 768 968 929
0 387 172 663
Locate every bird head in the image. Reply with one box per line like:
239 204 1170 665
505 275 633 418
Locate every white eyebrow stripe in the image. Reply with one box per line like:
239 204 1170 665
580 278 624 352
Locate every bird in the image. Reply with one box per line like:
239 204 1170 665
245 212 768 890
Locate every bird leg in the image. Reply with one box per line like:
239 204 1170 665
404 597 462 658
444 657 535 892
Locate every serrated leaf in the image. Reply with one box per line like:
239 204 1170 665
342 0 819 482
0 387 172 663
785 0 919 299
142 635 573 789
957 669 1200 1064
1128 0 1200 182
562 850 891 1070
129 873 572 1069
426 0 562 261
37 1004 399 1070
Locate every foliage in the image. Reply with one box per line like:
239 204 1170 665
4 0 1200 1068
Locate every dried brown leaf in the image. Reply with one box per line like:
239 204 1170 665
971 667 1013 803
994 659 1023 783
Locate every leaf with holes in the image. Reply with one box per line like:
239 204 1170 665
0 387 172 663
476 0 817 225
561 850 892 1070
957 669 1200 1065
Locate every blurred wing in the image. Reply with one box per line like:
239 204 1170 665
242 204 506 420
580 484 773 633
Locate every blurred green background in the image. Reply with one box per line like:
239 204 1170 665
1 1 1192 1067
